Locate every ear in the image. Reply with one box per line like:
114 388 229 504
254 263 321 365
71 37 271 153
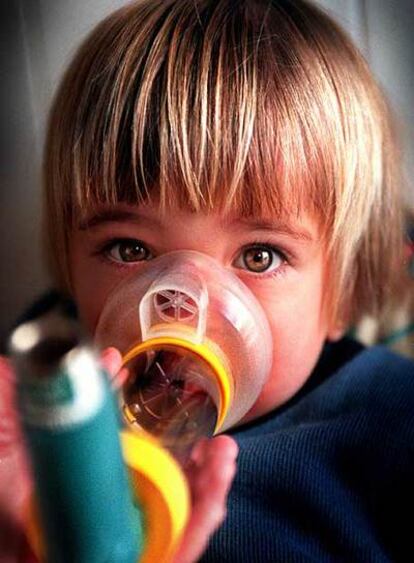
326 296 351 342
326 324 346 342
326 309 348 342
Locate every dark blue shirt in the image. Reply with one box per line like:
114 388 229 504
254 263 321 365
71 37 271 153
203 338 414 562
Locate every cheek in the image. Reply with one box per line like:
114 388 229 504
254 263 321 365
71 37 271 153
243 270 329 420
244 311 327 421
267 314 327 395
69 249 118 336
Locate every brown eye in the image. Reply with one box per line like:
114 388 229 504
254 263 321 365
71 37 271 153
107 240 151 263
234 245 284 274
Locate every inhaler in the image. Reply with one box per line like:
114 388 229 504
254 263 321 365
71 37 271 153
95 251 273 459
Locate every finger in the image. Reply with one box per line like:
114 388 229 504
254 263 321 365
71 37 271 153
0 357 15 384
0 357 21 452
196 435 239 463
189 436 238 507
100 347 123 378
173 463 237 563
186 435 238 480
173 436 238 563
0 356 33 559
111 367 129 390
100 348 130 390
0 511 39 563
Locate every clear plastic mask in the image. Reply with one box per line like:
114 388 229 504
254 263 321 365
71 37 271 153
95 251 273 459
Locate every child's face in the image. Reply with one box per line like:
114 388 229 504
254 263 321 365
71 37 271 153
69 202 339 424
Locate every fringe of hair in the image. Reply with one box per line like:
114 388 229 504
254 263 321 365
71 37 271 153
43 0 405 325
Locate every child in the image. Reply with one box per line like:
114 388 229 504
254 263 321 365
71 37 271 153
2 0 414 561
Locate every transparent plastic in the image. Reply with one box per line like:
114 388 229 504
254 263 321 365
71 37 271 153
95 251 273 457
121 345 219 461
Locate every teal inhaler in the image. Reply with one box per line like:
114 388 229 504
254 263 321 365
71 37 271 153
10 314 143 563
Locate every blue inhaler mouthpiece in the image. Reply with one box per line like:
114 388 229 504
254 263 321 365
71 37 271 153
10 314 143 563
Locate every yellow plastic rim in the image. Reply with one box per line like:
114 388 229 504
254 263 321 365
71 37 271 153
25 431 190 563
122 337 232 432
120 430 190 563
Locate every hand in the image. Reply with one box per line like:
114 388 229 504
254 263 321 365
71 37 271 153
0 349 126 563
105 348 239 563
0 356 36 562
172 435 238 563
0 348 238 563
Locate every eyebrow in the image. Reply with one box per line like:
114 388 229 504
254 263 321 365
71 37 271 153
78 210 162 231
229 218 314 241
78 209 314 241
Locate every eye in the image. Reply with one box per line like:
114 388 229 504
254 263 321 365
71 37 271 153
105 239 152 263
233 244 285 274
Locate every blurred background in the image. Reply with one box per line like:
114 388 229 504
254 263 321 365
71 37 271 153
1 0 413 346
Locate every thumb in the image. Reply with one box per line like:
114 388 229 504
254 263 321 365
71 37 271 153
100 347 129 389
0 356 34 560
0 356 22 454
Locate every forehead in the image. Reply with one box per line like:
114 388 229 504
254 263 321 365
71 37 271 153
76 200 320 242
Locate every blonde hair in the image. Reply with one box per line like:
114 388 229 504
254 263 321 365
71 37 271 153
43 0 404 324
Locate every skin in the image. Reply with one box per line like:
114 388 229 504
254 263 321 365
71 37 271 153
70 202 341 422
0 349 238 563
0 200 342 561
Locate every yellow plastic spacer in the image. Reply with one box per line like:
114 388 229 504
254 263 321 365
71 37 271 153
24 431 190 563
120 430 190 563
122 336 232 432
